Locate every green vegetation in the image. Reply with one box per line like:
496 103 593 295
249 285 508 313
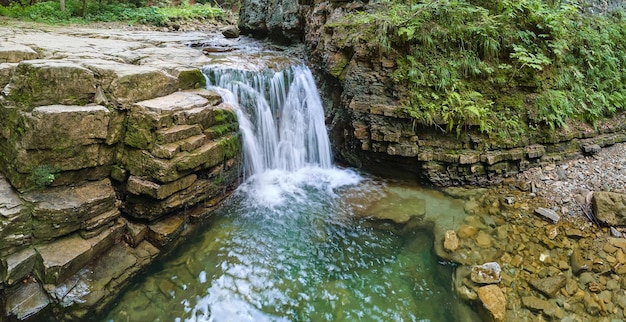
0 0 228 26
31 165 56 187
327 0 626 137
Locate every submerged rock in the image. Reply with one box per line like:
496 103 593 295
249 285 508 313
477 285 506 322
534 207 560 223
444 230 459 252
529 275 567 298
471 262 501 284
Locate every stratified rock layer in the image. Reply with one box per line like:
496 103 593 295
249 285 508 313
0 25 242 321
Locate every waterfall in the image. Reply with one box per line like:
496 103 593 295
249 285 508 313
203 65 333 179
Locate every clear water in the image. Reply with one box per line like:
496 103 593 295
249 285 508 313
101 172 477 322
100 65 479 321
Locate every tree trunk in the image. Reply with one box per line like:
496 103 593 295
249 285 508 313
60 0 65 11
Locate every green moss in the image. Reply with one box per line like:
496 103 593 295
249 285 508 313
213 108 237 125
205 122 238 140
219 133 241 159
178 69 207 90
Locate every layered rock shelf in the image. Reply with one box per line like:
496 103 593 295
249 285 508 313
0 24 241 320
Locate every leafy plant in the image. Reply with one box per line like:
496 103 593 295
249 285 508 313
31 165 56 188
326 0 626 135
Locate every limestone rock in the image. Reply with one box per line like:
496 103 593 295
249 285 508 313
35 234 93 285
221 25 240 38
239 0 303 42
49 241 159 318
20 105 110 150
4 279 50 320
522 296 564 318
529 275 567 298
80 59 177 105
5 59 96 108
148 215 187 247
3 248 36 285
534 207 560 223
0 63 16 88
125 220 148 247
14 143 115 174
0 174 30 256
471 262 502 284
477 285 506 322
443 230 459 252
127 174 197 200
592 191 626 226
0 43 38 63
24 179 117 240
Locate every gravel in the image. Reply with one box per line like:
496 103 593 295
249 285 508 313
517 142 626 220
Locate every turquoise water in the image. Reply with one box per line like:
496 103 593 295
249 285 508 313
101 169 479 322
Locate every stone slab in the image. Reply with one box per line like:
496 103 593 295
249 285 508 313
156 124 202 145
3 248 37 285
5 279 50 320
25 179 117 240
133 91 210 113
15 144 115 174
0 174 30 256
35 234 93 285
0 43 39 63
48 240 159 318
4 59 96 108
20 105 110 149
125 220 148 247
127 174 197 200
80 59 177 105
148 214 187 247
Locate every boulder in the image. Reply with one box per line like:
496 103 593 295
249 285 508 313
221 25 240 38
443 230 459 252
477 285 506 322
239 0 303 42
592 191 626 226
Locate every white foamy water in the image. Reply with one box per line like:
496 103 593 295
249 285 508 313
204 64 360 208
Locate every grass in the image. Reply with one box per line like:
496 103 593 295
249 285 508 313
0 0 229 26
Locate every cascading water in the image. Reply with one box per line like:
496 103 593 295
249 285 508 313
204 65 333 177
101 64 477 322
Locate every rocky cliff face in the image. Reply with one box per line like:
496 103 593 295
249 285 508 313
238 0 626 185
0 25 241 321
238 0 303 43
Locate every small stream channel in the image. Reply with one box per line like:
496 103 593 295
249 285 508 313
100 62 481 321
